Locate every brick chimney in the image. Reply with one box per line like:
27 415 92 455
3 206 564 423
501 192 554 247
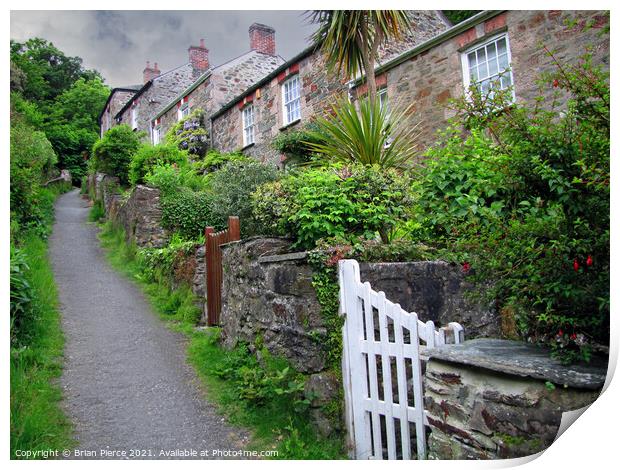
249 23 276 55
188 39 209 76
143 61 161 84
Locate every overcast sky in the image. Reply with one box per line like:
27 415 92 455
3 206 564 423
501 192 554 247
10 10 318 88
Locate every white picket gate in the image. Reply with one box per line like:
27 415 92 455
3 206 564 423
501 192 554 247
338 259 464 460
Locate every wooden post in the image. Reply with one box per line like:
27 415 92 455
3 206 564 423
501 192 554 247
227 216 240 241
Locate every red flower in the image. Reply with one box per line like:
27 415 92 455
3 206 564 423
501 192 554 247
586 255 593 267
462 262 471 273
570 333 577 340
558 329 564 337
553 79 559 88
573 259 579 272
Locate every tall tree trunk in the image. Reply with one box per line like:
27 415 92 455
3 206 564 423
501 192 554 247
359 18 377 103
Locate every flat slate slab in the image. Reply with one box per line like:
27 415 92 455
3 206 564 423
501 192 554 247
425 338 608 390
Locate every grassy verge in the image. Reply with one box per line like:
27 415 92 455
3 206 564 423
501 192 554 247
10 184 74 459
97 219 346 459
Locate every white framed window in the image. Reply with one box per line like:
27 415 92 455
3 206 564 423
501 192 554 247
131 107 138 130
378 88 388 112
242 104 255 147
282 75 301 125
461 34 514 102
178 102 190 121
152 125 161 145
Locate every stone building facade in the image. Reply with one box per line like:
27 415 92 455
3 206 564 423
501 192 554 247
114 62 196 141
98 87 140 137
209 10 450 166
350 10 610 151
150 23 284 143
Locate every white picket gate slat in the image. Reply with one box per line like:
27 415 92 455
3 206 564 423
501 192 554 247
338 259 464 460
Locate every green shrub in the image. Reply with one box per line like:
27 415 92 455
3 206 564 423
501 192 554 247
10 116 58 231
192 149 250 174
128 143 188 186
304 96 419 169
412 50 609 362
208 160 279 237
252 165 411 248
90 125 142 185
165 108 209 158
161 188 215 239
10 245 33 341
144 163 208 195
271 122 325 166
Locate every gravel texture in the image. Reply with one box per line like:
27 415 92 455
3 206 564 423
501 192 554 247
49 190 250 459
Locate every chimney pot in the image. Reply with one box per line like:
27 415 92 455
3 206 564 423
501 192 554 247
249 23 276 55
143 60 161 84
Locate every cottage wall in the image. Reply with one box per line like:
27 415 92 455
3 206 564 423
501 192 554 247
100 90 136 136
116 64 195 138
355 10 609 152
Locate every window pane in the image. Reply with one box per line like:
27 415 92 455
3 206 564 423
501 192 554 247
487 42 497 62
478 63 488 80
488 56 499 76
497 38 507 55
468 51 477 68
500 74 512 89
498 53 509 70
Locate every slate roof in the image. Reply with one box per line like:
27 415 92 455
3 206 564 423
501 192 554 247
152 50 284 121
114 62 195 120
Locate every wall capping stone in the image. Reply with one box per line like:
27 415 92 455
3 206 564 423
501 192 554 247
425 338 607 389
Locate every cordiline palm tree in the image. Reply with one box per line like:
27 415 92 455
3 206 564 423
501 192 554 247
308 10 411 102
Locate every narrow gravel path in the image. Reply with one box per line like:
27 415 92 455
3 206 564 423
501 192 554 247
49 189 249 459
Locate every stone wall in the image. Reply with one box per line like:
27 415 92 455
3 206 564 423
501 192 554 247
220 239 502 373
359 261 499 338
220 238 327 373
423 339 606 459
353 10 609 152
114 185 169 248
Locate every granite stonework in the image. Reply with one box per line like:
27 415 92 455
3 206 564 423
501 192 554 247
100 88 138 136
156 51 284 139
352 10 610 152
115 185 169 248
116 63 196 139
359 261 499 338
220 238 327 373
211 11 448 166
423 339 607 459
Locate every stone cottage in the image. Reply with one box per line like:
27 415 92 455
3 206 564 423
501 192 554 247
209 10 609 163
98 85 141 137
150 23 285 143
209 11 450 166
113 54 198 141
349 10 610 151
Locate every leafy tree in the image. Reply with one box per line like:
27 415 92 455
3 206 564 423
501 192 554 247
91 125 143 185
10 38 101 103
43 77 110 181
308 10 411 102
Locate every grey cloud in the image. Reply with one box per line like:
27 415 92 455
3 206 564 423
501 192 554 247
10 10 318 87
